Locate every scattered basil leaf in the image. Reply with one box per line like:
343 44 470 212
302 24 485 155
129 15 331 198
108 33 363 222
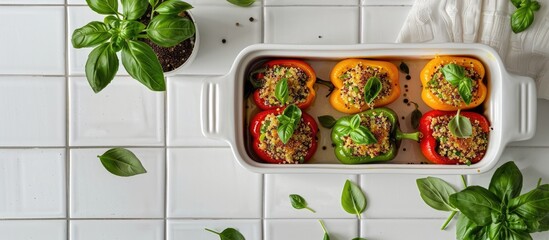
448 110 473 138
318 115 336 129
323 233 330 240
450 186 502 226
417 177 458 212
489 161 523 203
97 148 147 177
86 0 118 15
458 77 473 105
85 42 119 93
121 0 148 20
276 105 301 144
511 0 541 33
399 61 410 74
121 40 166 91
275 78 289 104
442 63 465 86
341 179 367 219
226 0 255 7
147 14 195 47
72 21 112 49
364 77 382 104
509 184 549 220
410 102 422 130
205 228 245 240
318 220 330 240
155 0 193 15
352 238 368 240
350 126 377 145
289 194 316 213
119 20 146 39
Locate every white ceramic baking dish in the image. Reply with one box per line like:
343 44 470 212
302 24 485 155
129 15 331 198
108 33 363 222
200 44 536 174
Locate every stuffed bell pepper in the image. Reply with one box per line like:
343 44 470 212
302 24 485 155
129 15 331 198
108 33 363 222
250 104 318 164
250 59 316 110
331 107 419 164
419 110 490 165
420 56 487 111
329 59 400 114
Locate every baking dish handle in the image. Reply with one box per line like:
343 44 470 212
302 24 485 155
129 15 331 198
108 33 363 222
502 73 537 144
200 75 234 141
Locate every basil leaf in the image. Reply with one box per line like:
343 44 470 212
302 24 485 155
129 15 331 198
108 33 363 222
86 0 118 15
275 78 289 104
511 0 522 8
97 148 147 177
226 0 255 7
536 214 549 232
333 124 353 136
85 42 119 93
149 0 159 7
364 77 382 104
341 179 367 219
282 104 302 126
104 15 119 27
449 186 502 226
442 63 465 86
349 114 361 130
411 102 422 130
458 77 473 105
318 220 330 240
318 115 336 129
121 0 148 20
155 0 193 15
121 40 166 91
507 229 533 240
147 14 195 47
416 177 458 211
511 1 540 33
289 194 315 213
507 213 528 231
488 221 504 240
509 184 549 220
489 161 523 203
205 228 245 240
276 119 294 144
119 20 146 39
448 110 473 138
72 21 111 49
352 238 367 240
323 233 330 240
399 61 409 74
350 126 377 145
457 213 485 240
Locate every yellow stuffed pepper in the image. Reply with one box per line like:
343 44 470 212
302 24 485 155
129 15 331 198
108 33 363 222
329 59 400 114
420 56 487 111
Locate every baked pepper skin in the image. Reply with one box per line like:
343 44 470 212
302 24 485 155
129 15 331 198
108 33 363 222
252 59 316 110
331 107 419 164
420 56 487 111
419 110 490 165
250 107 319 164
329 59 400 114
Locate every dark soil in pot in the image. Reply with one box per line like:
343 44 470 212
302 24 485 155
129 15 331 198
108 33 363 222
138 5 196 73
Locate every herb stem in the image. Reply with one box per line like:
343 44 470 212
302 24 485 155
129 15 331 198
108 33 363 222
461 175 467 188
538 178 543 187
204 228 220 235
306 207 316 213
441 211 457 230
315 77 335 97
318 219 329 234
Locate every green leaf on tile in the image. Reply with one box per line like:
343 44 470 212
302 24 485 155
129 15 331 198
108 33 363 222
205 228 246 240
97 148 147 177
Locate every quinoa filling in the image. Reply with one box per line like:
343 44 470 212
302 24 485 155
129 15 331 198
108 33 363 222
339 63 391 109
258 113 314 164
342 112 392 158
258 65 310 107
430 115 488 164
427 61 482 106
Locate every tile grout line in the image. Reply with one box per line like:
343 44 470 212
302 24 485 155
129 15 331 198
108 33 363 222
163 79 168 240
260 2 266 238
64 0 71 239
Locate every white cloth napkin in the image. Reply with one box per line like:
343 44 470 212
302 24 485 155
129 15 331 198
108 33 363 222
396 0 549 100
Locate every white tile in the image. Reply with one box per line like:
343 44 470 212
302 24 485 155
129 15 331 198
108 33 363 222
70 220 164 240
362 0 414 5
70 148 165 218
68 6 129 75
0 0 63 3
69 77 164 146
0 220 66 240
167 76 226 146
468 148 549 193
0 7 64 75
0 149 66 218
265 0 358 6
509 99 549 147
167 219 261 240
177 6 262 75
265 174 358 219
265 7 360 44
0 77 65 147
167 148 262 218
361 219 456 240
265 219 358 240
360 174 463 219
68 0 85 4
361 6 411 43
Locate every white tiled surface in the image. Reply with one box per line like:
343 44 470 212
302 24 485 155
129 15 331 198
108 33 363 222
1 2 549 240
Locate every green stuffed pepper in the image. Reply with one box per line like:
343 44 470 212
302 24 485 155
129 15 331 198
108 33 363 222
331 107 419 164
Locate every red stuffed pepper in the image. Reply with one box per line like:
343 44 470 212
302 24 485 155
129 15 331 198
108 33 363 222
250 104 318 164
419 110 490 165
251 59 316 110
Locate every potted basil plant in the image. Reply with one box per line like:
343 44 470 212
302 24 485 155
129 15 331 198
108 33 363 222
72 0 197 93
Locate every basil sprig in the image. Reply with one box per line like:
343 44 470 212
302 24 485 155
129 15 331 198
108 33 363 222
341 179 367 219
511 0 541 33
318 219 330 240
276 104 302 144
205 228 245 240
349 115 377 145
289 194 316 213
364 76 382 104
97 148 147 177
417 161 549 239
275 78 289 104
448 109 473 138
441 63 474 105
